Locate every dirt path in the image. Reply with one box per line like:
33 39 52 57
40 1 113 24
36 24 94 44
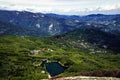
49 76 120 80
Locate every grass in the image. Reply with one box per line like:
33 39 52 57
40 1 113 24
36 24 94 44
0 36 120 79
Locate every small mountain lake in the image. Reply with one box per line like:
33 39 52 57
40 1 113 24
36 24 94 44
42 60 67 77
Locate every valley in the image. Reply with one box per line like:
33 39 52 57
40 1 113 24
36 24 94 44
0 35 120 79
0 10 120 79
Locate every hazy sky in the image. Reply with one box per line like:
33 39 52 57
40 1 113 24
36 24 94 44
0 0 120 15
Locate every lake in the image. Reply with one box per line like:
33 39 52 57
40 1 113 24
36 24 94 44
44 61 66 77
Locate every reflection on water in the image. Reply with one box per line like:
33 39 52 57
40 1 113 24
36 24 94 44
41 60 66 77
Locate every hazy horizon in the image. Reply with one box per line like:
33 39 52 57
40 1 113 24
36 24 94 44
0 0 120 15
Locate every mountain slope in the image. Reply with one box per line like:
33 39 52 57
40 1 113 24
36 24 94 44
0 10 75 36
0 20 28 36
0 20 51 37
53 28 120 53
0 10 120 37
0 35 120 79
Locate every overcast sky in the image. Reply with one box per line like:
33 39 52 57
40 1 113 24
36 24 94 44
0 0 120 15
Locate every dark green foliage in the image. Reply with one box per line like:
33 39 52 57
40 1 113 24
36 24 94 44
0 52 48 80
0 36 120 79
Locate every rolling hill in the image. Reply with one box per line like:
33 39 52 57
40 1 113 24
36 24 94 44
0 10 120 79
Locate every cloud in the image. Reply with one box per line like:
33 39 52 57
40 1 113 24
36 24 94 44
0 0 120 15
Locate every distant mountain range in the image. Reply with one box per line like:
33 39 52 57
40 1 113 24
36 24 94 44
0 10 120 37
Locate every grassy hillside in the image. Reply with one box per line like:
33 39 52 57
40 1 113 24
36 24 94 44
0 34 120 79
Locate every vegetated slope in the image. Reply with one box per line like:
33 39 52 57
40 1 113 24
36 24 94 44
0 10 120 37
54 28 120 53
51 29 120 77
0 10 78 37
0 20 50 36
0 36 49 80
0 33 120 79
0 20 28 36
